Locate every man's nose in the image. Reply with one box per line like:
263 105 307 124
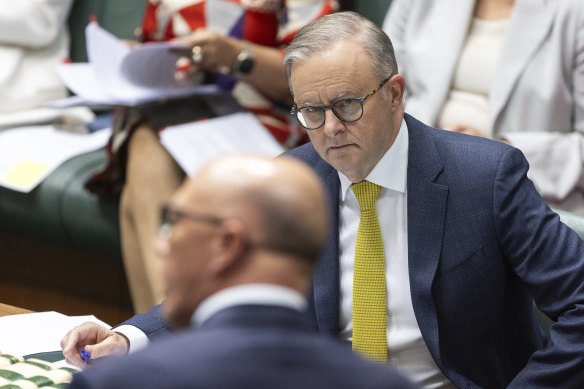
322 109 345 137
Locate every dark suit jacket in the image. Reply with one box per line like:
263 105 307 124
69 305 417 389
125 114 584 387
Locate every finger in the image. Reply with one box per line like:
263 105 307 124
171 28 207 46
191 45 204 65
84 333 129 359
65 354 85 369
60 329 82 358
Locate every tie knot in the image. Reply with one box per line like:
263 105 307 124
352 181 381 211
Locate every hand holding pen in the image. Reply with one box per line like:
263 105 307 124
60 322 130 368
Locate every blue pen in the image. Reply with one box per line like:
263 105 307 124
80 349 91 364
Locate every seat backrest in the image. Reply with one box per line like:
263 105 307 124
555 209 584 239
341 0 393 27
68 0 148 62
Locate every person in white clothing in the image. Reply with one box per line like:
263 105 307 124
383 0 584 213
0 0 73 113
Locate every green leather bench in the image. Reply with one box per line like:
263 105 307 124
0 1 148 260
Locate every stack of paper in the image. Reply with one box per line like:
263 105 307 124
53 23 218 107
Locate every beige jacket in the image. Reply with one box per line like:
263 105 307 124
384 0 584 213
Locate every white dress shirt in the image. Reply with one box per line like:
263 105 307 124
338 119 454 388
191 284 307 327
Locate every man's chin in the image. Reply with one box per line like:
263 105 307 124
163 303 191 329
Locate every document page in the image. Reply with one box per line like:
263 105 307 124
160 112 285 176
55 23 214 107
0 126 110 192
0 311 110 357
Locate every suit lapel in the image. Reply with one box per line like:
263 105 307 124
312 162 341 335
405 114 449 365
490 0 555 128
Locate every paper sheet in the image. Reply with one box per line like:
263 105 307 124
0 311 110 357
54 23 214 107
0 125 111 192
160 112 285 176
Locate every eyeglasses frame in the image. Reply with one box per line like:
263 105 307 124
290 76 391 130
159 204 223 238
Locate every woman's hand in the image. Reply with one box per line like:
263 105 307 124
173 29 240 75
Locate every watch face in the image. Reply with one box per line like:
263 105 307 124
239 57 255 74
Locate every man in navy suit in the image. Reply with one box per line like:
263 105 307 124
64 155 416 389
63 11 584 388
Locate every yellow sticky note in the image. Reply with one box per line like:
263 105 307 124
2 161 50 190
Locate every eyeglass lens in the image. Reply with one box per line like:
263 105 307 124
297 99 363 129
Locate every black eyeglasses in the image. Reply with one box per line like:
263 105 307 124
159 204 223 238
290 77 390 130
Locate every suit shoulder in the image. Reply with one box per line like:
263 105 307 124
283 143 336 174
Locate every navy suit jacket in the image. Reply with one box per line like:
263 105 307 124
125 114 584 387
70 305 417 389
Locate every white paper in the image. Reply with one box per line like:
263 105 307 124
0 311 110 356
160 112 285 176
0 107 95 131
0 125 111 192
55 23 215 107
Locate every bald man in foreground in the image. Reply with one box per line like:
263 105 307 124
64 155 417 389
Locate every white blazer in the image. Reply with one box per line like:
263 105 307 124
0 0 73 113
384 0 584 213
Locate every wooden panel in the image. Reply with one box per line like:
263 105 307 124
0 232 133 325
0 302 32 317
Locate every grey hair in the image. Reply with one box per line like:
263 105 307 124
284 11 398 85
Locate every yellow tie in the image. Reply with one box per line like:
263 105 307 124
351 181 388 362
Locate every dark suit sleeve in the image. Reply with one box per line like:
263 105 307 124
494 147 584 387
118 303 171 340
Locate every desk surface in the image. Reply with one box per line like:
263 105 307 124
0 302 32 317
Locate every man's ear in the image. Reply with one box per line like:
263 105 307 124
388 74 405 111
208 219 248 275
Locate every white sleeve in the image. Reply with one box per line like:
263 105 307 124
0 0 73 47
502 13 584 202
114 325 150 354
503 132 584 201
381 0 412 73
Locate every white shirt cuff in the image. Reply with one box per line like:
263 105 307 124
114 325 150 354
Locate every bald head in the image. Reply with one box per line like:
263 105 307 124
161 155 329 328
177 155 329 265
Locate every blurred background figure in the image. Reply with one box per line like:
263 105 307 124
383 0 584 213
86 0 338 312
0 0 73 113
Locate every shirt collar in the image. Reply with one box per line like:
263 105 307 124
339 118 409 200
191 284 307 327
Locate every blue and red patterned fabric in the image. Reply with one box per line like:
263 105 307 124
137 0 337 147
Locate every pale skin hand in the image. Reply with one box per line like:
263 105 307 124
449 124 510 144
60 322 130 368
171 29 291 102
450 124 488 138
172 29 240 75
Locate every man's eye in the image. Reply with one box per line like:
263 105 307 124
338 99 356 107
304 106 321 113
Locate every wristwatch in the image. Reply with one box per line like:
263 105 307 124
232 44 255 77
